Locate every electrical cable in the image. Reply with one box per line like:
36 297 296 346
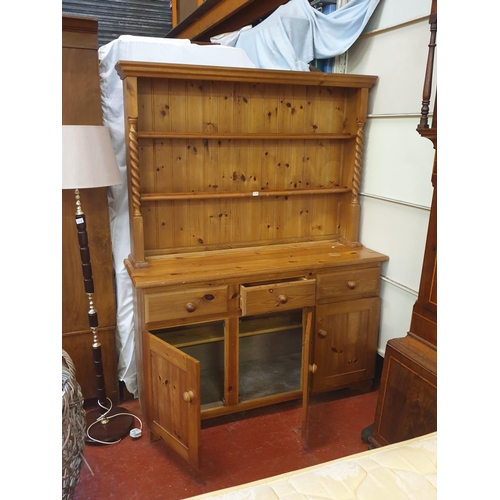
86 398 143 445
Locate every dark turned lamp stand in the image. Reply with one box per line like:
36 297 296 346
74 194 134 443
63 125 135 444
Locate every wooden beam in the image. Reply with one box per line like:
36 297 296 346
166 0 288 42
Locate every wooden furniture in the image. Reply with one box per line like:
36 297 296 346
117 61 388 468
171 0 204 28
369 0 437 448
167 0 290 42
62 14 119 403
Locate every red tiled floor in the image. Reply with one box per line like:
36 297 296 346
73 387 378 500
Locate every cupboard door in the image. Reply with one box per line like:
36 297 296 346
149 333 201 469
301 308 314 442
153 320 226 409
312 298 379 393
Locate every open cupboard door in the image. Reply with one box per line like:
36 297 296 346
301 308 314 444
148 333 201 469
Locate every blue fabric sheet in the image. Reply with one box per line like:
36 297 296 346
211 0 381 71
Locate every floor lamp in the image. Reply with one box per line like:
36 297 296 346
62 125 135 444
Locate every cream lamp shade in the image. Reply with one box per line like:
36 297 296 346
62 125 122 189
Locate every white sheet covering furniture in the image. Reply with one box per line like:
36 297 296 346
98 36 256 396
211 0 381 71
186 432 437 500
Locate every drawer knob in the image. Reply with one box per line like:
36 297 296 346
347 280 357 290
309 363 317 374
318 329 328 338
183 390 195 403
278 294 288 304
185 302 197 313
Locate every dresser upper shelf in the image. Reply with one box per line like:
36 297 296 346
117 62 378 266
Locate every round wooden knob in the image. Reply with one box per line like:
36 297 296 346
347 280 357 290
183 390 194 403
318 329 328 338
278 294 288 304
185 302 197 313
309 363 317 374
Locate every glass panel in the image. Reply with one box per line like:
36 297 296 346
239 310 303 402
152 321 225 407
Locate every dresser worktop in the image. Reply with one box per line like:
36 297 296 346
125 240 388 288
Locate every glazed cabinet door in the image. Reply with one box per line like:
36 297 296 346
312 297 380 393
238 309 304 402
301 308 314 441
148 333 201 469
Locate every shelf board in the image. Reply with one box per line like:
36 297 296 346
152 322 224 348
239 311 303 336
141 187 350 202
138 132 355 140
239 324 302 339
157 335 224 349
153 324 303 345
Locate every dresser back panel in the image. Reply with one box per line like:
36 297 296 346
117 63 376 263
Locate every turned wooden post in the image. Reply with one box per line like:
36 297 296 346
418 0 437 131
74 190 108 416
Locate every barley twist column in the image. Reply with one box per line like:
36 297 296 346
352 121 363 203
345 121 364 244
128 117 147 266
128 117 141 218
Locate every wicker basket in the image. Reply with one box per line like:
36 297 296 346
62 350 86 500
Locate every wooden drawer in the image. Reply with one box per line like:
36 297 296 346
240 279 315 316
145 286 229 324
317 267 380 301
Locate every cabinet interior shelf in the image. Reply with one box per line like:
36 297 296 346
152 322 223 348
138 132 355 140
239 323 302 339
240 311 302 336
141 187 350 202
152 319 303 347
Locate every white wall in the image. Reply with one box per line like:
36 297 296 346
347 0 436 355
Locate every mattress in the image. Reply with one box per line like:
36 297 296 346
186 432 437 500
